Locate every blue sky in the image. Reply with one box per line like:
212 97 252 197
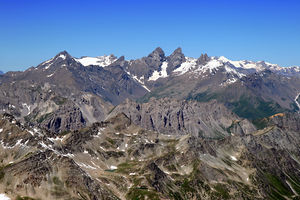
0 0 300 72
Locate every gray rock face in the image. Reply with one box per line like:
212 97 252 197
196 53 210 65
0 78 113 133
268 112 300 132
143 67 300 120
125 47 166 79
0 50 150 133
41 102 86 133
166 47 186 73
108 98 256 138
1 112 300 199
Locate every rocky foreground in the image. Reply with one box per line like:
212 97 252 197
0 111 300 200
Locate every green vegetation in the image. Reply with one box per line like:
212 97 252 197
138 83 175 103
213 183 230 199
0 170 4 180
115 124 125 131
180 178 196 194
265 173 293 199
107 105 117 115
104 169 116 172
16 196 37 200
187 91 219 102
52 96 67 105
0 164 9 181
59 130 70 136
116 161 139 174
106 137 116 145
252 118 269 130
52 176 63 185
23 151 34 159
126 187 160 200
230 96 284 120
188 90 286 120
51 185 69 198
288 175 300 195
50 176 69 197
37 113 51 123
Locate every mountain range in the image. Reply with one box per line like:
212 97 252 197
0 47 300 200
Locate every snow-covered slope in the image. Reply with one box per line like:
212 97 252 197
173 57 244 78
216 56 300 76
148 61 169 81
171 55 300 79
173 57 197 75
75 55 117 67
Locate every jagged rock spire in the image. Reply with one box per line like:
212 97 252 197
197 53 210 65
148 47 165 61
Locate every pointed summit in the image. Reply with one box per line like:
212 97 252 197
167 47 186 72
37 50 77 69
54 50 72 60
168 47 185 59
148 47 165 61
171 47 183 55
110 56 126 67
197 53 210 65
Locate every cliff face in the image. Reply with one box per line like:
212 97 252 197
1 113 300 199
108 98 256 138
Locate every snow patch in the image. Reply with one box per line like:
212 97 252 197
0 139 23 149
295 93 300 112
76 162 97 170
173 57 197 75
110 165 117 170
28 130 34 136
49 135 66 142
149 61 168 81
204 60 223 73
22 103 31 115
132 75 151 92
230 155 238 161
0 194 11 200
58 54 66 60
220 78 237 86
47 72 55 77
75 55 117 67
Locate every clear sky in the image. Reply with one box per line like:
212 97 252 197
0 0 300 72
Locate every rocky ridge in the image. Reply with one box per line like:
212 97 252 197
0 112 300 199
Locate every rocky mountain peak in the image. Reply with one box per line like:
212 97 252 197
148 47 165 62
37 50 77 70
54 50 72 60
167 47 186 72
197 53 210 65
109 56 126 67
171 47 183 55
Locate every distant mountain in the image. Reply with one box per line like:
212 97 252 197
0 71 3 75
132 48 300 120
0 48 299 134
1 48 300 200
0 51 147 133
